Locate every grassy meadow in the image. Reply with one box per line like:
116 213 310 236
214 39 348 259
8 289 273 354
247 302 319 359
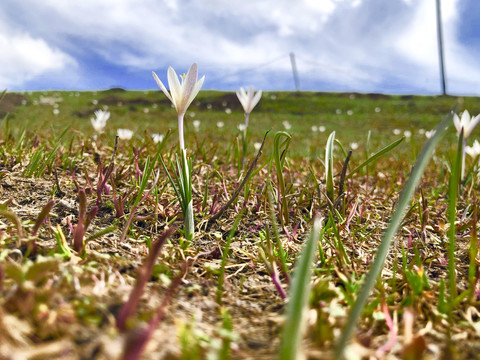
0 89 480 359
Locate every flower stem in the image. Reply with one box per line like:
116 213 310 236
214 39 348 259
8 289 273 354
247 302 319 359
178 113 185 151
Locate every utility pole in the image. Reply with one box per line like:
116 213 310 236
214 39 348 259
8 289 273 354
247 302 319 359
289 52 300 92
435 0 447 95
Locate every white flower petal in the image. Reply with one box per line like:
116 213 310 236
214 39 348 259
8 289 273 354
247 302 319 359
167 66 182 108
152 72 173 103
466 114 480 137
250 90 262 110
185 75 204 112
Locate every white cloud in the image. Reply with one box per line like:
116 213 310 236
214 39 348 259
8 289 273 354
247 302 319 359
0 0 479 94
0 29 76 89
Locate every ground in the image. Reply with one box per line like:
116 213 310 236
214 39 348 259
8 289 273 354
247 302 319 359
0 90 480 359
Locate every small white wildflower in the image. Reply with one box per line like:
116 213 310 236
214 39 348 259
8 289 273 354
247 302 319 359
270 94 277 100
282 120 291 130
350 142 359 150
311 125 318 132
465 139 480 158
225 108 232 114
143 108 149 113
319 126 326 132
425 130 436 139
254 142 262 151
91 110 110 133
206 104 212 110
347 110 354 116
117 129 133 140
336 109 342 115
453 110 480 138
221 101 228 107
53 108 60 115
217 121 224 128
21 100 27 105
237 124 246 131
92 99 98 105
418 129 426 135
404 130 412 138
152 133 164 144
375 107 381 113
193 120 201 130
393 129 401 135
189 111 196 118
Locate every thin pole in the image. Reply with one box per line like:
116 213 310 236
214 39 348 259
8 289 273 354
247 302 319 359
435 0 447 95
289 52 300 91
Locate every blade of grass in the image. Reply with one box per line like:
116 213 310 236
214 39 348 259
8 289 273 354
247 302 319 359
447 129 463 302
279 217 323 360
216 210 245 304
346 136 404 179
335 110 453 358
325 131 336 204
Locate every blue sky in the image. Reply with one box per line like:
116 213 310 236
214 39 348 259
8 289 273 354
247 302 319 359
1 0 479 95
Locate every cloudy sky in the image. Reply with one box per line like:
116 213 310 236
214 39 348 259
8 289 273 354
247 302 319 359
1 0 479 95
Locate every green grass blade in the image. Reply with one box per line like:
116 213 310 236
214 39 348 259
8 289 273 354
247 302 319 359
279 217 323 360
346 136 404 179
216 210 244 304
274 131 292 226
335 110 453 358
325 131 336 203
447 129 463 302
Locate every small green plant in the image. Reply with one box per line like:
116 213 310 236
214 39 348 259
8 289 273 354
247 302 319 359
273 131 292 226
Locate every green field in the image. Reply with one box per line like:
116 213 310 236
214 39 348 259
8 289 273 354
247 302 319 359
0 89 480 359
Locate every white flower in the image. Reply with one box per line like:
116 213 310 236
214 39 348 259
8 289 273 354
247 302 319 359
404 130 412 138
319 126 326 132
374 107 381 113
193 120 201 130
237 124 246 131
311 125 318 132
225 108 232 114
152 133 164 144
453 110 480 138
350 142 359 150
143 108 149 113
425 130 436 139
236 87 262 115
418 129 426 135
465 140 480 159
92 99 98 105
282 120 291 130
254 142 262 151
153 63 204 151
53 108 60 115
117 129 133 140
347 110 353 116
152 63 205 117
91 110 110 133
393 129 401 135
336 109 342 115
216 121 224 128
